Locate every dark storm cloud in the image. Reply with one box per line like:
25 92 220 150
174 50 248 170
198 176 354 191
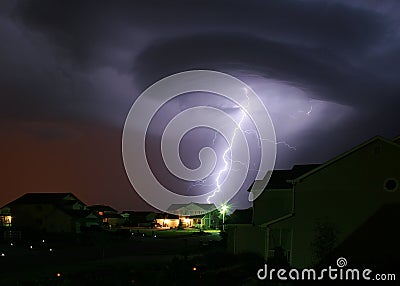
16 0 386 52
4 0 400 145
132 33 383 106
1 0 400 209
12 0 400 110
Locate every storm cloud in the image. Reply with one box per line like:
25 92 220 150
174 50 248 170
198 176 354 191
1 0 399 210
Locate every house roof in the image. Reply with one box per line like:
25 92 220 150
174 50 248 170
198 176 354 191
102 213 122 218
121 211 155 215
267 164 321 189
167 202 217 212
225 208 253 224
289 136 400 183
155 213 179 219
61 209 97 219
4 193 83 207
88 205 117 212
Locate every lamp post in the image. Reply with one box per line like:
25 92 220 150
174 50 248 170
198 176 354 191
220 204 229 231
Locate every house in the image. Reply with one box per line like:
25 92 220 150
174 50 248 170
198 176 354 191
88 205 123 229
155 213 180 228
0 193 100 233
228 135 400 268
0 207 12 227
225 208 253 225
226 165 319 259
166 202 219 228
121 211 159 227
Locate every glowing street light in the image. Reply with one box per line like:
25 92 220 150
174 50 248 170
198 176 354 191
220 204 229 231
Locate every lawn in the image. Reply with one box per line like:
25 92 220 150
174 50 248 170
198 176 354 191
127 228 220 239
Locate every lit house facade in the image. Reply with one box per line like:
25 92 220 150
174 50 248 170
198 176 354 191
163 202 219 228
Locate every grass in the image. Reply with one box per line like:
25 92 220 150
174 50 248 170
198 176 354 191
0 228 223 285
128 228 220 239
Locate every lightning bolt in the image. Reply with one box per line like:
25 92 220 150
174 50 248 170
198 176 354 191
206 87 250 204
306 104 312 116
290 100 313 119
189 88 298 203
276 140 297 150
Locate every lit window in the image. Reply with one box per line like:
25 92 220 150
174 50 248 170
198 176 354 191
4 216 12 224
98 211 104 216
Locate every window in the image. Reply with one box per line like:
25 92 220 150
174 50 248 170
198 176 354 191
384 178 398 192
0 215 12 226
4 216 12 224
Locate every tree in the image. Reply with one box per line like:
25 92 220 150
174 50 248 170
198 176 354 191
310 217 339 265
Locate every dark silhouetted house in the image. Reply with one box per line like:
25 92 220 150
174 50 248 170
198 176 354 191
225 208 253 225
121 211 159 227
88 205 123 229
166 203 218 228
319 202 400 271
0 193 100 233
226 165 319 259
228 136 400 268
0 207 12 227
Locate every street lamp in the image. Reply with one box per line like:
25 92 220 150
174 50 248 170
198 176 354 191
220 204 229 231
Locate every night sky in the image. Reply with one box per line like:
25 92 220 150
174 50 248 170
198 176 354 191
1 0 399 211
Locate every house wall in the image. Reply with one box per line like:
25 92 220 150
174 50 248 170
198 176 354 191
156 218 180 228
11 204 74 232
289 140 400 268
253 189 293 225
106 217 124 228
226 225 266 258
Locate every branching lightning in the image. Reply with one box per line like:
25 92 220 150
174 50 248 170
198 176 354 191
188 87 298 203
245 129 297 151
206 87 250 204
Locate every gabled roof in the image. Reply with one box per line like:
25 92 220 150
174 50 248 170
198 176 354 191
102 213 122 218
267 164 321 189
289 136 400 183
167 202 216 212
121 211 155 215
5 193 83 206
154 213 179 219
61 209 97 219
88 205 117 212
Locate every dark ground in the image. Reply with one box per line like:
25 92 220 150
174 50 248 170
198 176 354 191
0 229 267 286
